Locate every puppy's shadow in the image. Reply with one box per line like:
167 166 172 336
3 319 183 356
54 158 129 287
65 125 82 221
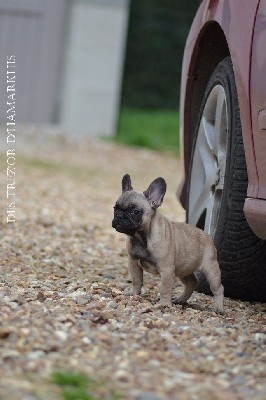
148 296 212 313
172 298 211 312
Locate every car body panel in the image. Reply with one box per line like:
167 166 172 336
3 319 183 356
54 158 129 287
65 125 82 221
244 198 266 239
250 1 266 199
179 0 266 239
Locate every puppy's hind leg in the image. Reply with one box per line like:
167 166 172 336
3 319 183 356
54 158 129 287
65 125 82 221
173 273 198 305
203 260 224 314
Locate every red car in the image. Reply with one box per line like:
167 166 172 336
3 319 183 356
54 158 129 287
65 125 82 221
178 0 266 301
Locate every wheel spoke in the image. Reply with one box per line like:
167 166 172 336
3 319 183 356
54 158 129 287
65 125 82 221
213 86 226 155
214 86 228 187
204 189 222 236
202 117 215 153
188 84 228 236
188 180 212 226
188 118 218 226
197 120 217 186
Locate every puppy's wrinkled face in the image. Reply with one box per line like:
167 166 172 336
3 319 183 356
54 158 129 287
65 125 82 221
112 191 147 235
112 174 166 235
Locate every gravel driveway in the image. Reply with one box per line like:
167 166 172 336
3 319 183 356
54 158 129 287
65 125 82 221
0 128 265 400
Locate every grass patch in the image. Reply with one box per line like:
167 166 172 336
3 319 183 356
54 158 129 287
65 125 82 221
116 107 179 153
52 371 120 400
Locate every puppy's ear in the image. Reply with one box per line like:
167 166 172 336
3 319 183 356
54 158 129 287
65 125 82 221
144 177 166 209
122 174 133 194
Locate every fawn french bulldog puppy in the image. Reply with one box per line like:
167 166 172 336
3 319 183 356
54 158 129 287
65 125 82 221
112 174 224 314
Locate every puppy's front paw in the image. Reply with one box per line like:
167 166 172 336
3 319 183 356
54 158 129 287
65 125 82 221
124 287 141 296
172 297 187 306
215 307 225 316
124 290 142 301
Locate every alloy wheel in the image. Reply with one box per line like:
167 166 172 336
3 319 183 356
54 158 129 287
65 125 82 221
188 84 228 237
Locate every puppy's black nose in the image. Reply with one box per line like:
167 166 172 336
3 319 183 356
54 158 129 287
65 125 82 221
116 211 124 220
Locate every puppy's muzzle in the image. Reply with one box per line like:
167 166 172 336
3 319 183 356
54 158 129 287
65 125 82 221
112 211 139 235
112 210 123 228
112 210 124 232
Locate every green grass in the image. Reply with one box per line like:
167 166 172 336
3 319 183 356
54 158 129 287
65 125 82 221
52 371 120 400
116 107 179 153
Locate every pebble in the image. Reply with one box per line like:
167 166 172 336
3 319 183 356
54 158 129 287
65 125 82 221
27 350 46 360
81 337 92 345
253 333 265 344
36 216 54 227
114 369 129 382
135 392 163 400
2 350 21 359
75 297 90 305
0 327 13 339
106 300 118 309
54 330 67 341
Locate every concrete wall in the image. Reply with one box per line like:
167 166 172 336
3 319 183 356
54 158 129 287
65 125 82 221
0 0 66 123
60 0 129 136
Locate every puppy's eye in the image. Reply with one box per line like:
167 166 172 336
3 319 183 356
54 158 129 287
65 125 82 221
132 209 140 215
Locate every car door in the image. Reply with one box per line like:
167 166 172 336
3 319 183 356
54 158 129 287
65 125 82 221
250 0 266 199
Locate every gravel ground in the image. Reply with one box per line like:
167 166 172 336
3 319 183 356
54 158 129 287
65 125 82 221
0 127 265 400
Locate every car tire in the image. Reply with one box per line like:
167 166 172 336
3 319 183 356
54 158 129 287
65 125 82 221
187 56 266 302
